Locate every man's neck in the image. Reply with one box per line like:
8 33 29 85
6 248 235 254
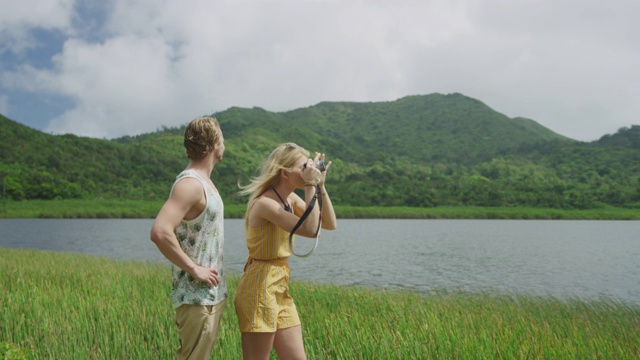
186 159 214 179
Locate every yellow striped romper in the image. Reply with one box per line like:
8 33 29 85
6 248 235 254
234 215 301 332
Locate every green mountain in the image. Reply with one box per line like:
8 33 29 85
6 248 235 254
596 125 640 149
283 93 573 164
210 93 573 165
2 93 639 209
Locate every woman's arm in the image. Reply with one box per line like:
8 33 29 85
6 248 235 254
251 188 321 238
318 185 337 230
316 153 337 230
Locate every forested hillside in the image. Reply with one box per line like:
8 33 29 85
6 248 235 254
2 93 639 209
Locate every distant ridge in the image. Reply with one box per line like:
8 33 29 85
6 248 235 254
1 93 639 210
217 92 574 165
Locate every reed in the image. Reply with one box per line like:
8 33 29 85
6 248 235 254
2 199 640 220
1 248 639 359
334 205 640 220
0 199 247 219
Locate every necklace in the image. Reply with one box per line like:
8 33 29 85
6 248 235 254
272 188 292 213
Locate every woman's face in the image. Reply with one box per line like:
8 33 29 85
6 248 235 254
286 154 309 188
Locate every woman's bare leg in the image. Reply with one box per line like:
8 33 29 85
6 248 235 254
241 332 275 360
273 325 306 360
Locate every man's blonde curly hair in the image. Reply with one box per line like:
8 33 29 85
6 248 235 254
183 117 221 160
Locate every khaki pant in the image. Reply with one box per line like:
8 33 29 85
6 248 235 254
175 300 227 360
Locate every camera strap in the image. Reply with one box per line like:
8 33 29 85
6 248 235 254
289 184 323 258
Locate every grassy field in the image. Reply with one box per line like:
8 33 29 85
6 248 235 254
2 199 640 220
1 248 639 359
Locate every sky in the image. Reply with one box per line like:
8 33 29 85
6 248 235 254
0 0 638 141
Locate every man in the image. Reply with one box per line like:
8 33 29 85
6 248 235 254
150 116 227 359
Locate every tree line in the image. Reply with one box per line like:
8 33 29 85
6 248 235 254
2 138 639 210
2 94 639 210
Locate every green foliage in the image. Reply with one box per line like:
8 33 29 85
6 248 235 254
3 200 639 219
596 125 640 148
0 342 31 360
0 199 248 219
1 93 640 210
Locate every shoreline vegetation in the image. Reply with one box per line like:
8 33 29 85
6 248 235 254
1 199 640 220
2 248 639 359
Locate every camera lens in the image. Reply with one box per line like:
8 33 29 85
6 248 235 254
317 160 326 172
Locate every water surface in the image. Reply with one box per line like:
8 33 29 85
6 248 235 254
1 218 638 304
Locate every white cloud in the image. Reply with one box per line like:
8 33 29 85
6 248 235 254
0 0 75 53
39 36 202 136
1 0 639 140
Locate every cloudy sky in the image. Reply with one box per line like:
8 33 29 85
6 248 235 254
1 0 638 141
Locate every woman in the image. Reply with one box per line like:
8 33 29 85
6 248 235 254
234 143 337 359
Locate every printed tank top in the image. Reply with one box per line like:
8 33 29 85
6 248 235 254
170 170 227 308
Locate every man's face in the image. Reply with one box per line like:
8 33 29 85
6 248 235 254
213 131 225 163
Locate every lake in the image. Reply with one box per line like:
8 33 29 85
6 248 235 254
1 218 639 304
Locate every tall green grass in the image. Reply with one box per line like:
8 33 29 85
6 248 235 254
2 199 640 219
0 199 247 219
2 248 639 359
333 205 640 220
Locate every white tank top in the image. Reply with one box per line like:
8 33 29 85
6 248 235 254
170 170 227 308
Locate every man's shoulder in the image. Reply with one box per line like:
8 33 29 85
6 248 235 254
174 175 203 189
171 176 205 203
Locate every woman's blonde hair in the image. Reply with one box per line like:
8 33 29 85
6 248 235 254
240 142 310 205
183 117 222 160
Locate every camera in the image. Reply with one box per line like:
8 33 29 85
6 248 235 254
316 159 326 172
304 159 326 172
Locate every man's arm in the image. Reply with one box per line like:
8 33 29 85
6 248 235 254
150 178 219 287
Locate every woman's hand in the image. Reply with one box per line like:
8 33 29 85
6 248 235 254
315 152 332 186
301 155 322 186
